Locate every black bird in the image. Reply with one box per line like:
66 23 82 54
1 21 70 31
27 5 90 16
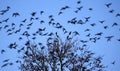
58 11 63 15
12 12 20 17
19 23 24 27
84 16 90 22
40 20 45 24
21 19 27 23
117 39 120 42
89 8 93 11
80 40 88 43
73 31 79 36
99 20 105 23
11 23 15 26
7 33 13 36
77 0 81 4
109 9 114 13
90 23 96 26
3 18 9 22
95 32 103 36
104 25 108 29
40 11 44 15
111 61 115 65
1 49 5 54
30 17 34 21
48 32 54 36
18 37 23 40
60 6 70 10
49 15 53 19
3 59 9 63
105 3 112 8
31 12 36 16
116 13 120 17
9 63 13 66
27 22 33 26
77 6 83 11
85 29 90 32
1 63 8 68
86 33 91 37
8 42 17 49
112 22 118 27
4 25 9 29
105 36 114 41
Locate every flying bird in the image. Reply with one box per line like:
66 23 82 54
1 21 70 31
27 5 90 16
105 3 112 8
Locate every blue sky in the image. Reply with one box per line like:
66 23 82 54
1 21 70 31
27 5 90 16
0 0 120 71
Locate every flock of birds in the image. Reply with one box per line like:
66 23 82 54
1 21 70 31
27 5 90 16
0 0 120 70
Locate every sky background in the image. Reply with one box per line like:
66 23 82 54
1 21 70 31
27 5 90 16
0 0 120 71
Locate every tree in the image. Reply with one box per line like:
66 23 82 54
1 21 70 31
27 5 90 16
19 36 106 71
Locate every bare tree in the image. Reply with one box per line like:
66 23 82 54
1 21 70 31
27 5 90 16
19 36 106 71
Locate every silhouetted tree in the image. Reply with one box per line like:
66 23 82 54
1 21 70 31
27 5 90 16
19 36 106 71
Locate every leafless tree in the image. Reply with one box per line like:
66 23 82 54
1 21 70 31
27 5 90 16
19 36 106 71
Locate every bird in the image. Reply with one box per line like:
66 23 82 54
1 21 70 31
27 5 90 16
12 12 20 17
99 20 105 23
85 29 90 32
48 15 53 19
116 13 120 17
95 32 103 36
117 39 120 42
77 0 81 4
104 26 108 29
109 9 114 13
58 11 63 15
8 42 18 49
84 17 91 22
3 59 9 63
1 49 5 54
73 31 79 36
112 22 118 27
40 20 45 24
88 8 93 11
86 33 91 37
40 11 44 15
1 63 8 68
111 61 115 65
90 23 96 27
105 36 114 41
31 12 36 16
21 19 27 23
105 3 112 8
2 18 9 22
27 22 33 26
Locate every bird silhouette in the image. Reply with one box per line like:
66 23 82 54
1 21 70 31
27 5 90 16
104 25 108 29
2 18 9 22
1 49 5 54
105 36 114 41
1 63 8 68
31 12 36 16
40 11 44 15
112 22 118 27
95 32 103 36
12 12 20 17
109 9 114 13
77 0 81 4
111 61 115 65
88 8 93 11
105 3 112 8
99 20 105 23
3 59 9 63
116 13 120 17
21 19 27 23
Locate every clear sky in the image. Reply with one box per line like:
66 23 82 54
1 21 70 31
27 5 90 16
0 0 120 71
